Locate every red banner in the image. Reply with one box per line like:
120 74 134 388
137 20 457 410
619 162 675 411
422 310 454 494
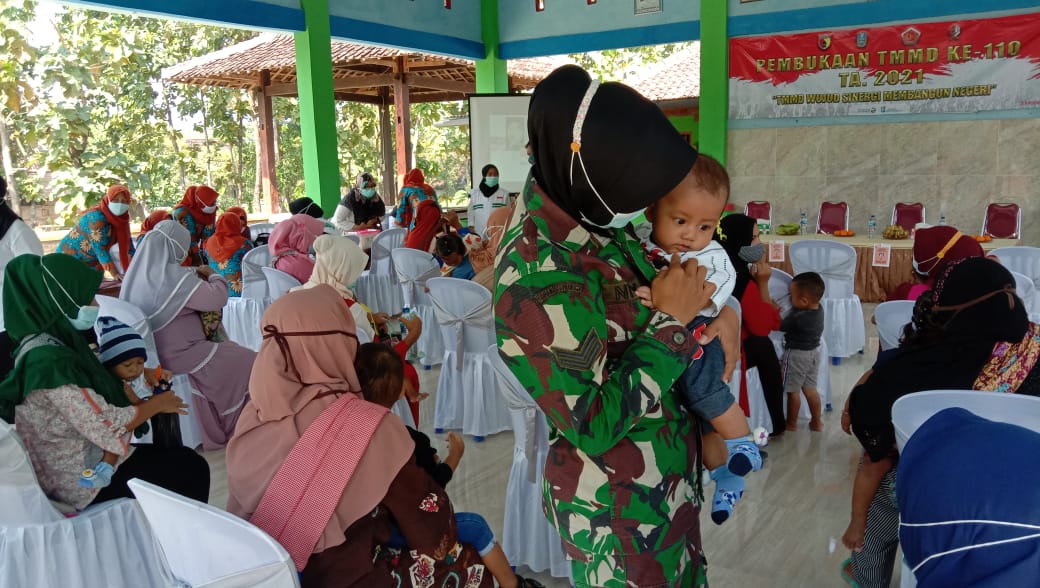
729 13 1040 118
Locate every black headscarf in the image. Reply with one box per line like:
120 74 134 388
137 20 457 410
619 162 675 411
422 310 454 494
0 176 22 241
527 65 697 229
850 257 1029 461
478 164 498 198
715 214 758 299
289 197 324 218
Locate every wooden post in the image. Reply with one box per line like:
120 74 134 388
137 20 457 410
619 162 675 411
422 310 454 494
392 57 412 188
378 87 397 206
255 70 280 213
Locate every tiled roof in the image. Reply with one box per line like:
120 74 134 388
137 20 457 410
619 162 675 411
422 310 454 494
627 42 701 102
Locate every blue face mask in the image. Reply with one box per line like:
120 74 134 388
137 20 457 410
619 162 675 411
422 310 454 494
108 201 129 216
42 264 99 331
485 176 499 188
361 187 377 199
528 155 535 164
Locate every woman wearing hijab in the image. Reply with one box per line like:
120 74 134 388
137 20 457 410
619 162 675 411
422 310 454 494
269 214 325 285
171 185 219 266
0 253 209 510
120 220 255 449
467 164 510 237
225 206 252 240
204 212 255 297
291 235 377 340
57 184 135 278
841 257 1033 588
470 202 514 292
226 286 494 587
333 172 384 234
715 214 787 435
394 168 427 228
288 196 324 219
494 65 740 586
401 184 443 251
0 176 44 375
891 225 985 301
139 209 173 245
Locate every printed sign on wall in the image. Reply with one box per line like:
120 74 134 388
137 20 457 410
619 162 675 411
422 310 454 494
730 13 1040 119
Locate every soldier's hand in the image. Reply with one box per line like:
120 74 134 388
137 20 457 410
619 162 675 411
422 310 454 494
651 254 711 324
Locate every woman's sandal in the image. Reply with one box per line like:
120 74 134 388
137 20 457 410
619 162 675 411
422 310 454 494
840 557 861 588
516 575 546 588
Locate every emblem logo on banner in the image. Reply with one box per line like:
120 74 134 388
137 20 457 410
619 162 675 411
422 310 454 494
817 34 832 51
768 241 786 263
901 27 922 46
872 244 892 268
856 31 869 49
949 24 962 40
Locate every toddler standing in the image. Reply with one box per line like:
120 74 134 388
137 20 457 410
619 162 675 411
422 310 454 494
780 272 826 432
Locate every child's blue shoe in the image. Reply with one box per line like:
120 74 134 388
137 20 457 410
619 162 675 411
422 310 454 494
710 465 745 525
725 435 763 476
78 461 115 489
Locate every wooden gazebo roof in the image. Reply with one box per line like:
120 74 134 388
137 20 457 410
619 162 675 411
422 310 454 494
162 33 565 103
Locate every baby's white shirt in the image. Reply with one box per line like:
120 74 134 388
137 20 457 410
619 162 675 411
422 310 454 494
642 238 736 318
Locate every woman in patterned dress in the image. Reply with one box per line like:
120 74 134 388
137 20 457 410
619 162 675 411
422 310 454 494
203 212 254 297
56 184 135 278
171 185 219 266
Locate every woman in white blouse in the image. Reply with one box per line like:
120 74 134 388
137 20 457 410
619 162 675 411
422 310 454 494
467 164 511 236
0 176 44 375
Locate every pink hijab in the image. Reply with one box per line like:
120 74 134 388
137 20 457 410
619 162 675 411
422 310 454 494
226 286 413 563
269 215 325 283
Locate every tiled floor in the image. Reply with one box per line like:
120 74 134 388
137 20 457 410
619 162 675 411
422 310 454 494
204 305 887 587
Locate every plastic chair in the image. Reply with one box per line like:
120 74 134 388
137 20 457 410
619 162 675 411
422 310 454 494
426 277 510 439
892 392 1040 588
0 421 178 587
874 300 914 352
240 245 271 300
222 297 269 352
790 240 865 359
1009 271 1040 323
261 266 300 301
128 478 299 588
892 203 925 232
390 248 445 368
248 223 275 243
767 268 794 316
96 295 204 449
816 201 849 235
744 201 772 225
486 344 572 579
982 203 1021 239
992 246 1040 289
344 233 361 245
353 228 405 314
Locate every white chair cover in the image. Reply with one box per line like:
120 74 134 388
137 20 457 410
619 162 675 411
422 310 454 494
128 478 299 588
248 223 275 242
427 278 510 437
1010 271 1040 323
767 268 794 316
0 421 178 587
752 336 832 430
261 267 300 301
790 240 866 358
391 248 445 367
875 300 915 352
892 391 1040 588
724 296 743 410
992 246 1040 289
240 245 271 300
96 296 203 449
222 297 269 352
354 228 406 315
486 345 571 579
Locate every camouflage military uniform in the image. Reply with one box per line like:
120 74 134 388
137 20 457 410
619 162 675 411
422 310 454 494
494 186 707 587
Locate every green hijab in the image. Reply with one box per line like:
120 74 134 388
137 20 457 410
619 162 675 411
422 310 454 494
0 253 129 423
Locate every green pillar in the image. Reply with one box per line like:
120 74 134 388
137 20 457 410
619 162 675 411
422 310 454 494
294 0 340 216
476 0 508 93
699 0 728 164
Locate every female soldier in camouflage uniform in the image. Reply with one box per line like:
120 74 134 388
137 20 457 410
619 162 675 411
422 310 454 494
494 66 740 587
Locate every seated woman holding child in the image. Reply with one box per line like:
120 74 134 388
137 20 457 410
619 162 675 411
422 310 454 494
225 286 503 586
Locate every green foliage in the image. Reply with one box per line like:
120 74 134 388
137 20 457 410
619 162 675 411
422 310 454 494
570 43 691 83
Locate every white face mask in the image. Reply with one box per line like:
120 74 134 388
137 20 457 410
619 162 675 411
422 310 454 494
197 195 217 214
108 201 129 216
582 207 646 230
42 264 99 331
159 230 188 263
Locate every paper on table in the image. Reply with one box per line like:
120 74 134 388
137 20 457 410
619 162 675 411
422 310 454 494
872 244 892 268
768 241 785 263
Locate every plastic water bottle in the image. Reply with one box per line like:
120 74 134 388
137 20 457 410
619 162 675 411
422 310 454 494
868 214 878 238
400 306 412 338
799 210 808 235
939 213 947 226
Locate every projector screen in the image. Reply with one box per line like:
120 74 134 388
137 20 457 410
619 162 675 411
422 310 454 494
468 95 532 196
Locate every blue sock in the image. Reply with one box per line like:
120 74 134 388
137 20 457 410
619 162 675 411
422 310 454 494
710 465 745 525
78 461 115 489
725 436 763 476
